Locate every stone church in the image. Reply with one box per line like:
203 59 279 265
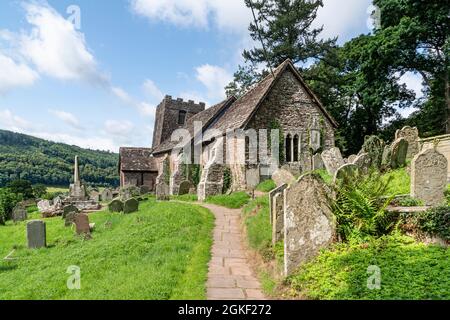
119 59 338 196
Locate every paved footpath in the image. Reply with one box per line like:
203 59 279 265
198 203 266 300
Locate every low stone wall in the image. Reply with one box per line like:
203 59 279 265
419 134 450 182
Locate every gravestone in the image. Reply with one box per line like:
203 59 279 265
272 193 284 244
178 181 191 195
359 135 384 169
53 196 63 211
411 147 448 206
123 198 139 214
321 147 345 176
65 212 77 227
333 164 358 185
120 188 132 201
390 138 408 169
381 144 391 167
246 167 260 190
395 126 419 159
102 188 113 202
312 153 324 170
271 169 295 187
74 213 91 237
353 153 372 174
284 174 335 276
27 220 46 249
12 205 27 222
62 205 79 219
108 199 124 212
68 156 87 201
156 182 170 201
90 191 100 202
139 185 150 195
269 183 288 225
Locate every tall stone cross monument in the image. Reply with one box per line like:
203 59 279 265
69 156 87 201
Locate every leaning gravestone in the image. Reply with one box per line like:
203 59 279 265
359 135 384 169
381 144 391 168
353 153 372 174
395 126 420 159
63 205 79 219
272 193 284 244
312 153 324 170
333 164 358 185
27 220 46 249
12 205 27 222
108 199 124 213
271 169 295 187
102 188 113 202
269 183 288 225
321 147 345 176
156 182 170 201
65 212 77 227
123 198 139 214
390 138 408 169
411 147 448 206
75 213 91 237
139 185 150 195
178 180 191 195
246 167 260 190
284 174 335 276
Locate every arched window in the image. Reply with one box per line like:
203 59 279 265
293 135 299 162
285 134 292 163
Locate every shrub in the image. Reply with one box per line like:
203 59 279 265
390 195 424 207
256 179 276 192
445 185 450 206
43 191 65 200
415 206 450 241
333 170 395 242
381 167 410 195
0 188 22 225
223 167 232 193
32 184 47 198
206 192 250 209
7 179 34 200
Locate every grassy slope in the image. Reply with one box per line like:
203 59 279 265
0 199 214 300
256 180 276 192
206 192 250 209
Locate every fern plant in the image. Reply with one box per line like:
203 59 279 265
333 170 395 242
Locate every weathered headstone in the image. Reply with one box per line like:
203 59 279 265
269 183 288 225
272 193 284 244
65 212 77 227
102 188 113 202
271 169 295 187
74 213 91 237
284 174 335 276
123 198 139 214
62 204 79 219
246 167 260 190
27 220 46 249
12 205 27 222
120 188 132 201
333 164 358 185
381 144 391 168
348 154 358 164
395 126 419 159
411 147 448 206
312 153 324 170
139 185 150 195
359 135 384 169
390 138 408 169
90 191 100 202
108 199 124 212
156 182 170 201
321 147 345 176
178 180 191 195
353 153 372 174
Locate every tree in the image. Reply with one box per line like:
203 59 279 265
226 0 336 96
373 0 449 135
33 184 47 199
7 179 34 200
0 188 22 225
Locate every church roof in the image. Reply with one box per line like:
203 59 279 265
119 147 158 171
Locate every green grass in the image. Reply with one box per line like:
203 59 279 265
46 187 69 193
0 199 214 300
382 167 410 195
256 179 276 192
288 235 450 300
206 192 250 209
170 194 198 202
314 169 333 185
242 196 272 255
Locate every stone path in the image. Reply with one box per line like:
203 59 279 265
199 203 266 300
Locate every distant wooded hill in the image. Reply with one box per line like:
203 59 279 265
0 129 119 187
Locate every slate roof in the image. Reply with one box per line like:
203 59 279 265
119 147 158 171
152 96 236 154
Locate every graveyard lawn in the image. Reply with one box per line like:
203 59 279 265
0 199 214 300
206 192 251 209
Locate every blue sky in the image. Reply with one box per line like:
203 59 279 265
0 0 420 152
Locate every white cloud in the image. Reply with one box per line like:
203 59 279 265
0 51 38 94
111 86 155 116
142 79 164 102
0 109 32 132
18 2 107 84
195 64 232 101
49 109 82 129
33 131 118 152
104 120 135 136
130 0 251 33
